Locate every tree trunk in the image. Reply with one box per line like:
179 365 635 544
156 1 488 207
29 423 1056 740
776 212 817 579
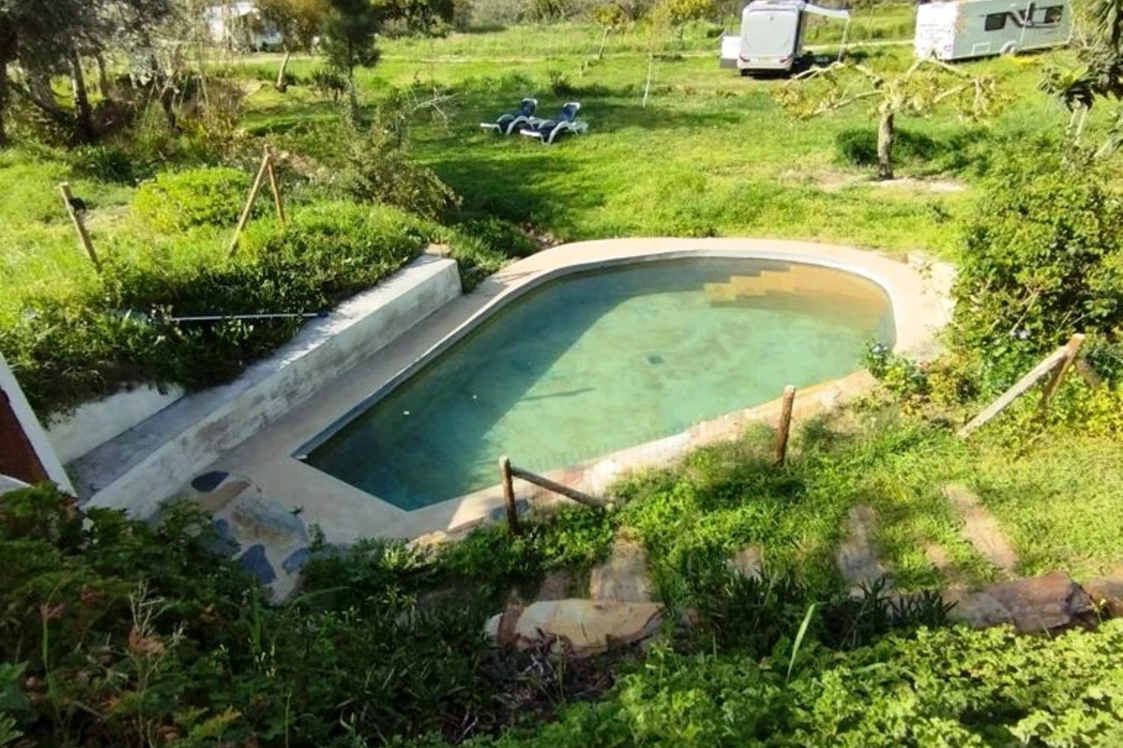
275 48 292 92
94 51 112 99
876 110 894 181
69 50 96 141
29 69 60 116
0 69 8 148
598 26 612 59
347 67 360 124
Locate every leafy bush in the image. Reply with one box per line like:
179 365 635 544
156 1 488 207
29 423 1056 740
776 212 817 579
480 621 1123 746
0 203 435 416
69 144 136 183
132 166 251 232
311 68 348 102
949 148 1123 394
337 125 459 220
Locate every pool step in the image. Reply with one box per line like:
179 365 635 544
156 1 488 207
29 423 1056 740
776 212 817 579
704 265 887 313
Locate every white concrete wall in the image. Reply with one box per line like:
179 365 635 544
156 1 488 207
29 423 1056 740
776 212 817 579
47 385 185 464
0 353 75 494
82 255 461 517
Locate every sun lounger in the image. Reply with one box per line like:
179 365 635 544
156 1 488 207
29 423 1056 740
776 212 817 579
519 102 587 145
480 98 539 135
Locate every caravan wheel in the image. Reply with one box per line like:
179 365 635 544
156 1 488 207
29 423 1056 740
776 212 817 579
1000 41 1018 56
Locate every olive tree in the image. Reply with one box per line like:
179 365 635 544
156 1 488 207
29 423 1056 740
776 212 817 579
774 60 1001 180
257 0 330 91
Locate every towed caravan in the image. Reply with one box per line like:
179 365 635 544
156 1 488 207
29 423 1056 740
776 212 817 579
914 0 1073 61
720 0 851 75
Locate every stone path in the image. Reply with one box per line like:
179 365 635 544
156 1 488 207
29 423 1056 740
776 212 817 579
941 484 1018 576
728 544 764 580
946 571 1094 634
588 531 653 603
837 504 890 593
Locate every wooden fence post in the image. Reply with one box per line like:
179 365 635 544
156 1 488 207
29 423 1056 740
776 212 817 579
773 385 797 467
499 455 520 535
1039 334 1086 415
228 149 272 257
265 147 285 224
57 183 101 271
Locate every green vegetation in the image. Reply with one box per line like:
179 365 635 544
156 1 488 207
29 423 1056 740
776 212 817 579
7 1 1123 746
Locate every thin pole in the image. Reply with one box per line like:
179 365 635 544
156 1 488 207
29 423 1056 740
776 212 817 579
58 183 101 271
499 455 520 535
1039 333 1086 415
265 147 286 224
228 149 271 257
773 385 797 467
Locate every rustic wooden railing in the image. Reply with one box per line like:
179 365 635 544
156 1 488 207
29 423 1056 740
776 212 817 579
958 333 1092 438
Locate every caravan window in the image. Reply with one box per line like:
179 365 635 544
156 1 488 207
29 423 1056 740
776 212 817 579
1042 5 1063 23
984 12 1007 30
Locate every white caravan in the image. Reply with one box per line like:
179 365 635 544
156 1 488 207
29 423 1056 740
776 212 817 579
914 0 1073 61
720 0 851 75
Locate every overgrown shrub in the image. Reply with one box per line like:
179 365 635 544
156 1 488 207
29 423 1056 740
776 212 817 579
0 203 435 416
69 144 136 183
132 166 251 232
337 126 459 219
949 147 1123 394
480 621 1123 746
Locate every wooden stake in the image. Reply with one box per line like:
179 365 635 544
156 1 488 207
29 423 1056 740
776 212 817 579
228 150 272 257
58 183 100 271
265 147 285 224
1039 333 1086 415
499 456 520 535
957 344 1070 438
1074 356 1102 390
773 385 797 467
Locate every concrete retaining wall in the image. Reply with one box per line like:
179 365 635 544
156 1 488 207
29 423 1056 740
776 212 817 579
79 255 461 517
47 385 186 464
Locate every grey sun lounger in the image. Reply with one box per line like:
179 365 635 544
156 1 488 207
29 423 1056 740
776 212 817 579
480 98 539 135
519 102 588 145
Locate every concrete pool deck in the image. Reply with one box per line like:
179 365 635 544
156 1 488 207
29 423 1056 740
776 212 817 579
190 239 950 575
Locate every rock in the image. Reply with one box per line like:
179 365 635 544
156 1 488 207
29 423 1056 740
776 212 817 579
1082 573 1123 618
923 541 952 573
941 484 1018 575
945 588 1015 629
727 544 764 580
407 531 452 554
837 504 888 593
282 547 312 575
484 599 665 657
195 479 251 514
589 533 652 603
238 544 276 585
229 493 309 547
984 571 1092 634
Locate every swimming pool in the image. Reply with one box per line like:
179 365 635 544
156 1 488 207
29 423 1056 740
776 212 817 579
302 257 894 510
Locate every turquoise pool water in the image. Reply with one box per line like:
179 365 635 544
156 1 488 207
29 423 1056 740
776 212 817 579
304 258 894 510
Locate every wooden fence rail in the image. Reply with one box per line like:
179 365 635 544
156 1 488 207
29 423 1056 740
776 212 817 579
958 333 1087 438
498 456 605 535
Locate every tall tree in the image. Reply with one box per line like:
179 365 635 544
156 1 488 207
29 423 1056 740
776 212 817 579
775 60 1001 180
322 0 383 122
257 0 330 91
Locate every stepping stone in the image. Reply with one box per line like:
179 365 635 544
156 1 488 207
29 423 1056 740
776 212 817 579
484 599 666 657
589 531 652 603
837 504 889 593
727 544 764 580
941 484 1018 575
922 541 952 573
1080 567 1123 618
947 571 1093 634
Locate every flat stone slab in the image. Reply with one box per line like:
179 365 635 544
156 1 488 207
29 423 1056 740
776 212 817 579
942 484 1018 575
589 533 652 603
947 571 1093 634
837 504 888 592
1081 569 1123 618
484 599 665 657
